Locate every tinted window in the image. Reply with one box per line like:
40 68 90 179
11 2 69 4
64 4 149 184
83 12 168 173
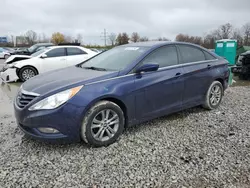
46 48 65 58
203 50 216 60
67 47 87 56
178 45 205 63
142 46 178 68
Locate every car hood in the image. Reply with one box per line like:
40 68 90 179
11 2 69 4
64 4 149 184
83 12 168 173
21 66 119 95
5 55 32 64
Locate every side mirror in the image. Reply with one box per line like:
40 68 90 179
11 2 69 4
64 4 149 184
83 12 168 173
40 54 47 59
135 63 159 73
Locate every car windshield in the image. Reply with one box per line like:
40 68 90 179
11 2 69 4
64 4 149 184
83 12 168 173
81 46 149 71
31 48 47 57
27 44 39 52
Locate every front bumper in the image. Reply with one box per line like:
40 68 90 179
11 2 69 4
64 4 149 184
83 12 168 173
0 67 19 83
14 98 87 143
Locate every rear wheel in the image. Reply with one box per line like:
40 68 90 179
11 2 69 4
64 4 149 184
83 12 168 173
18 66 38 82
4 54 10 59
203 81 223 110
81 101 125 147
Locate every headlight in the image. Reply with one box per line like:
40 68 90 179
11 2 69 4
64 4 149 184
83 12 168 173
8 64 15 68
28 86 83 111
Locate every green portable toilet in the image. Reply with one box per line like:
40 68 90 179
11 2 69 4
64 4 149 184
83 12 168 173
215 39 237 86
215 39 237 65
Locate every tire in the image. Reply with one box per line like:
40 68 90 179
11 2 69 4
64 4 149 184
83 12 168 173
81 100 125 147
4 54 10 59
18 66 38 82
203 81 223 110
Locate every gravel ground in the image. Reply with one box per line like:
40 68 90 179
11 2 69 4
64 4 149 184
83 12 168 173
0 86 250 187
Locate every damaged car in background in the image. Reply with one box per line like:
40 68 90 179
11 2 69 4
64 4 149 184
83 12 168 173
232 50 250 80
0 46 97 82
10 43 54 56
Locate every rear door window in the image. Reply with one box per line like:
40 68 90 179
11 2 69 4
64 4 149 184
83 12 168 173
203 50 216 60
67 47 87 56
178 45 206 63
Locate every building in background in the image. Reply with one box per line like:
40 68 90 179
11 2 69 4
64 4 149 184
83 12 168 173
0 37 8 43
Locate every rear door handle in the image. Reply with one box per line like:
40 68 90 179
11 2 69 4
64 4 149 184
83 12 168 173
207 64 212 69
175 72 181 77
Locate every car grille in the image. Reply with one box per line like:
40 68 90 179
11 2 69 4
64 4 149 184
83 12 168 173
16 92 37 109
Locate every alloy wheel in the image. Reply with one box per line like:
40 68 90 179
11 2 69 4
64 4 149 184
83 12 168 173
209 85 222 106
22 69 35 81
91 109 120 142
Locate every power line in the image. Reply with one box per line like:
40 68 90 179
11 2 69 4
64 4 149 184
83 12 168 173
100 29 108 47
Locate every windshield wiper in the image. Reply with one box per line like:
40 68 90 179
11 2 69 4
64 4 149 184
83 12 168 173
83 66 107 71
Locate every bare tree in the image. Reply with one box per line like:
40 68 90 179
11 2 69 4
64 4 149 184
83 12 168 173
131 32 140 42
212 23 233 39
116 33 122 45
220 23 233 39
76 33 83 43
25 30 37 45
232 29 243 46
108 33 116 46
139 36 149 42
242 22 250 45
175 34 202 45
116 32 129 45
121 32 129 44
203 33 216 49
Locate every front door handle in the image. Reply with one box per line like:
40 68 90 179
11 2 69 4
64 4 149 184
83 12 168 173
175 72 181 77
207 64 212 69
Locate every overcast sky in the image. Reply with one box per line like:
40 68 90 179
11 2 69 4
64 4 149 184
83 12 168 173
1 0 250 45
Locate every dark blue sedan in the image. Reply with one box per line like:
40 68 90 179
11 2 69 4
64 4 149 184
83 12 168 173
14 41 229 147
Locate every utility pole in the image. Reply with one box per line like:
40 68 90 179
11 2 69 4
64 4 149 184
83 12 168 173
101 29 108 47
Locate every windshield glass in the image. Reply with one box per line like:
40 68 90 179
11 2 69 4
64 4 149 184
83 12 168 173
81 46 149 71
31 48 47 57
28 44 39 52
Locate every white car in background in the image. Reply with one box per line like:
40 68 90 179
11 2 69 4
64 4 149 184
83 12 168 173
0 48 11 59
0 46 97 82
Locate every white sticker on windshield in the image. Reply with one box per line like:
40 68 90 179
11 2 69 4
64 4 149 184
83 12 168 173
125 47 139 51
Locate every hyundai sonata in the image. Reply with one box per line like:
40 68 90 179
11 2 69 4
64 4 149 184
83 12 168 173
14 41 229 147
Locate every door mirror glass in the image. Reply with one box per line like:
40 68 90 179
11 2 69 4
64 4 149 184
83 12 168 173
135 63 159 73
40 54 47 59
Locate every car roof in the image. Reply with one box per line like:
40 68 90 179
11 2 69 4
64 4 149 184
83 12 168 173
49 45 84 49
121 41 206 49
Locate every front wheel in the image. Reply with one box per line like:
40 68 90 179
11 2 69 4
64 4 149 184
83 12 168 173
18 66 38 82
81 101 125 147
203 81 223 110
